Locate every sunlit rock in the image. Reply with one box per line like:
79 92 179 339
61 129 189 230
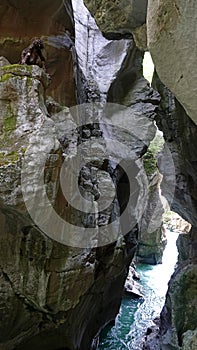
147 0 197 125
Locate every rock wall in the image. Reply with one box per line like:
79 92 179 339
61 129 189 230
84 0 148 39
151 72 197 350
147 0 197 125
136 173 166 265
1 0 196 349
0 60 135 350
0 1 161 349
0 0 76 106
84 0 197 349
147 6 197 345
74 0 164 268
153 73 197 227
164 212 191 234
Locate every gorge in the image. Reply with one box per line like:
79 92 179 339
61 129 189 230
0 1 196 350
99 230 179 350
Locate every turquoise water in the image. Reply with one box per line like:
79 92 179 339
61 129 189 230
98 231 179 350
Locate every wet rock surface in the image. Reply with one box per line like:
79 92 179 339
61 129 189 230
144 75 197 349
0 0 197 349
140 69 197 350
142 318 161 350
164 212 191 235
84 0 197 348
124 264 143 298
136 173 167 265
0 1 160 349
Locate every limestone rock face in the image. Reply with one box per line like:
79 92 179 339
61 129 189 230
73 0 132 98
151 73 197 350
153 73 197 228
1 1 197 349
147 0 197 125
182 329 197 350
84 0 148 38
0 0 76 106
136 173 166 265
0 63 92 349
0 1 160 349
0 60 135 350
78 1 197 349
164 212 191 235
161 260 197 349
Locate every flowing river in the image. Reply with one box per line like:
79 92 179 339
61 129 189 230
98 230 179 350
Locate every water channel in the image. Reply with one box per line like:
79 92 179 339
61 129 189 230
99 230 179 350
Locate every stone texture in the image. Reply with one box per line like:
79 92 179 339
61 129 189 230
1 1 197 349
148 73 197 349
75 1 197 349
124 264 143 298
0 61 135 350
153 72 197 228
132 24 147 51
164 212 191 234
161 262 197 349
72 0 161 254
0 1 160 348
0 56 10 67
72 0 133 99
0 63 93 349
142 318 161 350
84 0 148 38
0 0 76 106
136 173 167 265
147 0 197 125
182 329 197 350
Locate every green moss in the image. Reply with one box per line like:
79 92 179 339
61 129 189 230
26 76 33 88
0 145 26 166
1 63 21 71
0 102 17 155
173 267 197 335
0 63 31 166
1 103 17 146
143 149 157 175
0 151 19 166
0 73 13 82
143 134 164 176
12 64 33 74
3 114 17 134
21 147 27 154
0 64 33 80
